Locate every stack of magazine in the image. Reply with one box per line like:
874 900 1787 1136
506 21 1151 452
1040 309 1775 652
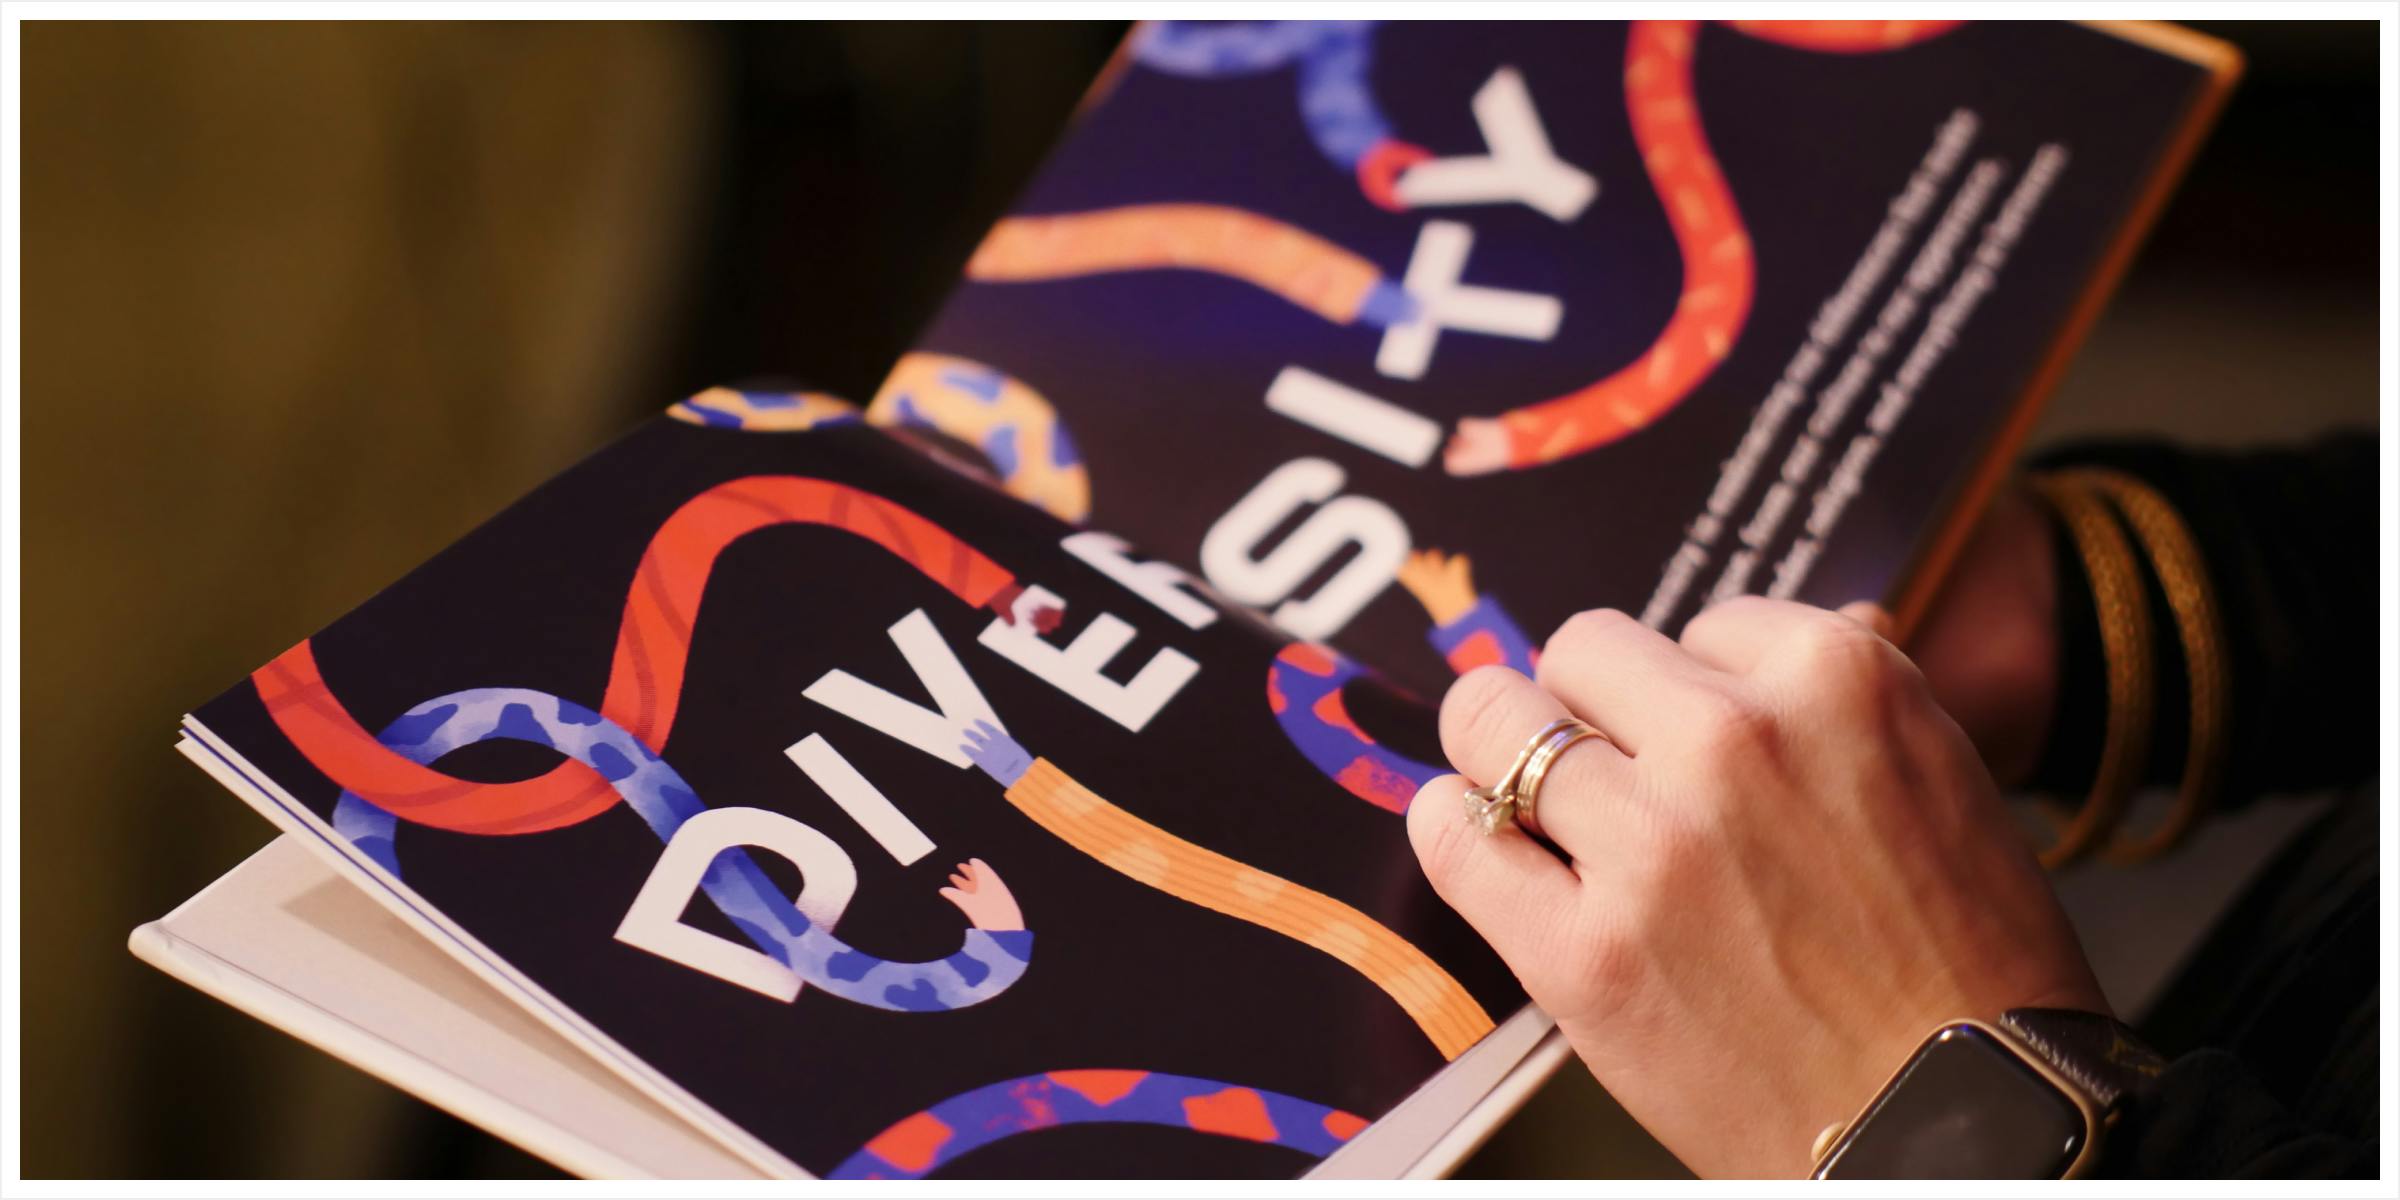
132 19 2237 1179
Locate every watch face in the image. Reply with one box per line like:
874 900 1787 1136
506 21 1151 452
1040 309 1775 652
1818 1025 2088 1179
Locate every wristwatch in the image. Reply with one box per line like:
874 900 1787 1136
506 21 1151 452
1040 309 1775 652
1809 1008 2167 1179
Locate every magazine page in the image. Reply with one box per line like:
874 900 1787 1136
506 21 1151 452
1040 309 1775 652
130 833 772 1180
888 19 2234 696
182 408 1525 1178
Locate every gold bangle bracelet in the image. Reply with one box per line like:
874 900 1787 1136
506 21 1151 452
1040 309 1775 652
2056 468 2231 863
2028 473 2156 868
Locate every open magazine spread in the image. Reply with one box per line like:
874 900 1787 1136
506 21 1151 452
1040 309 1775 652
161 19 2234 1180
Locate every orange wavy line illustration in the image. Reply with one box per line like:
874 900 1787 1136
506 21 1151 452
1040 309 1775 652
967 203 1392 325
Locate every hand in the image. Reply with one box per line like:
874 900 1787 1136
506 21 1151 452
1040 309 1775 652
958 719 1033 788
990 582 1066 633
1442 417 1513 476
1395 547 1479 626
1407 599 2105 1178
937 858 1026 931
1902 483 2061 787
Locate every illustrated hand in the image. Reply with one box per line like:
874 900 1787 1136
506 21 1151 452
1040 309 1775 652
989 582 1065 633
1408 600 2105 1178
1900 482 2061 786
1442 417 1513 476
937 857 1026 932
958 719 1033 788
1396 547 1479 626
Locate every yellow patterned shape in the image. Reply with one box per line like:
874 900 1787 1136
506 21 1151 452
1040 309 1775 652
666 388 862 432
868 352 1092 523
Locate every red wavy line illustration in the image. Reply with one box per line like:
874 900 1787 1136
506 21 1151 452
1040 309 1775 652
1444 18 1964 474
1727 20 1965 53
252 476 1045 835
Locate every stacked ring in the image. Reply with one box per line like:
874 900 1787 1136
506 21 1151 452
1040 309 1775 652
1514 719 1606 839
1462 716 1607 837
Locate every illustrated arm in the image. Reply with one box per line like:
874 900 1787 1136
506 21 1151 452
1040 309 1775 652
993 754 1496 1060
1398 549 1538 675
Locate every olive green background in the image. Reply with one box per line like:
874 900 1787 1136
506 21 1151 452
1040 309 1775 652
17 20 2380 1179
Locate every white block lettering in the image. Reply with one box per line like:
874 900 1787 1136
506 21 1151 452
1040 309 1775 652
803 609 1002 768
1377 221 1562 381
1392 67 1598 221
782 734 935 866
1264 366 1442 467
1061 530 1219 630
1198 458 1408 640
615 807 856 1002
978 584 1198 732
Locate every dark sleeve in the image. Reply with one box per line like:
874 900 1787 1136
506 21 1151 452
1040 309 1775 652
2108 777 2382 1178
2101 1051 2377 1178
2024 430 2379 805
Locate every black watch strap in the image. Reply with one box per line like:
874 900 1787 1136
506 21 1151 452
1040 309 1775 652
1999 1007 2167 1114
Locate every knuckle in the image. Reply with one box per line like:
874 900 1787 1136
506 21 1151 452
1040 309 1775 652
1540 608 1638 680
1685 593 1772 636
1794 608 1879 659
1793 613 1917 707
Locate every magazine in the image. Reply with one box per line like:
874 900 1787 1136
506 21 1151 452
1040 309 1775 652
139 19 2237 1179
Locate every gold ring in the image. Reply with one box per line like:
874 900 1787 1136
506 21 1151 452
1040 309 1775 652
1463 716 1603 836
1513 719 1605 839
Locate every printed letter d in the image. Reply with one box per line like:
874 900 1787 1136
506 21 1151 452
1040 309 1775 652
615 807 858 1002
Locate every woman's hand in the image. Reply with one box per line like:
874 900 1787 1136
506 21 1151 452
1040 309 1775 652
1406 598 2105 1178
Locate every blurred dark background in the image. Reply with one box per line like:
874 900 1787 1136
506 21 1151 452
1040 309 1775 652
18 20 2380 1178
